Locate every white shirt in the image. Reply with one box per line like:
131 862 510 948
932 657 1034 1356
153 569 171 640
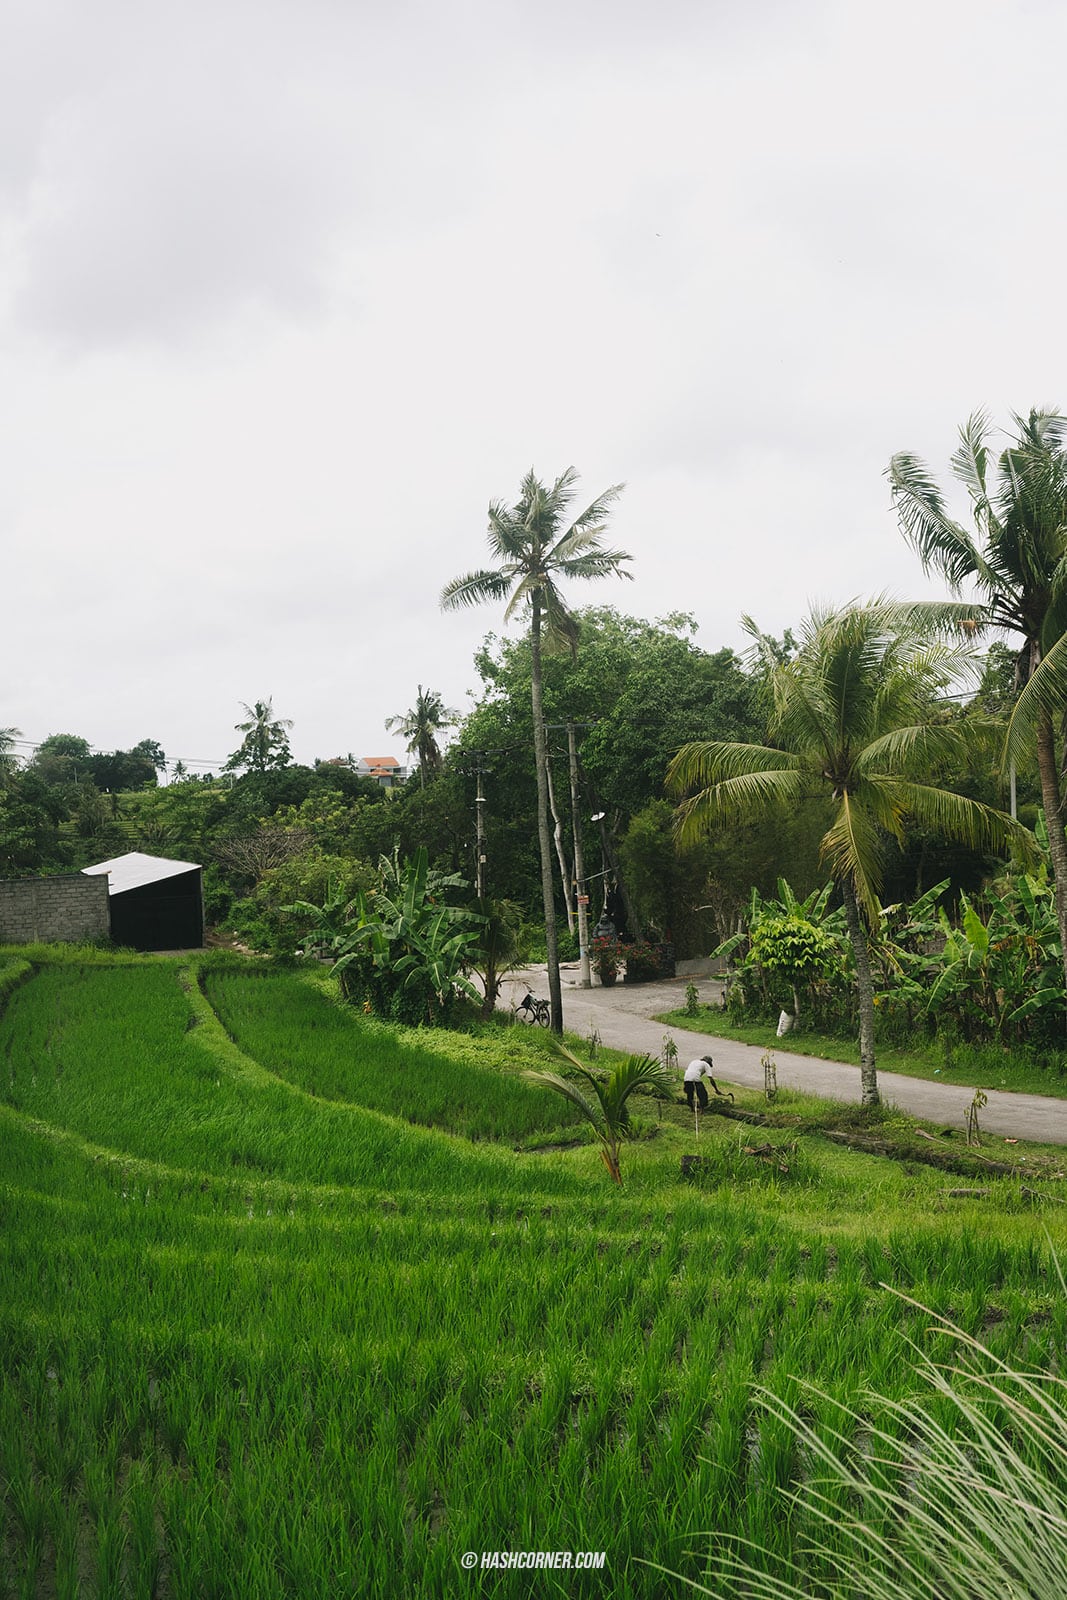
684 1059 714 1082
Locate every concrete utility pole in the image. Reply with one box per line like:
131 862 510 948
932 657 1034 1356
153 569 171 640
475 765 487 899
567 722 592 987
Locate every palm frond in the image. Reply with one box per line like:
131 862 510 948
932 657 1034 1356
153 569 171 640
768 661 839 768
555 548 634 583
502 571 540 625
1005 631 1067 769
1011 406 1067 452
521 1068 604 1131
853 722 970 776
540 582 581 655
673 768 804 848
819 790 885 924
559 481 625 537
950 410 996 517
867 775 1036 865
440 568 515 611
599 1053 676 1124
739 614 789 679
666 741 802 795
487 503 534 563
886 452 983 590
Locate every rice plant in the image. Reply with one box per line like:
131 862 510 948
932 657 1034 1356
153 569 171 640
686 1286 1067 1599
1 952 1066 1598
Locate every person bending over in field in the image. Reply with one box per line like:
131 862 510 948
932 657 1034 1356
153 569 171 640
683 1055 731 1111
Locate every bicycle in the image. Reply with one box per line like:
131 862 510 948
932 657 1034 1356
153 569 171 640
517 991 551 1026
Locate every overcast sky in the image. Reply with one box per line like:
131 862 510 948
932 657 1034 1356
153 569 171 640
3 0 1065 773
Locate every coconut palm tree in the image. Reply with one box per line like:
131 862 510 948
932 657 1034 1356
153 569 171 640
667 600 1033 1106
524 1043 674 1183
888 408 1067 994
225 699 293 774
385 685 459 787
440 467 630 1033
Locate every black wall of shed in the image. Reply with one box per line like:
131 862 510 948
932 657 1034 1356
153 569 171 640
108 869 204 951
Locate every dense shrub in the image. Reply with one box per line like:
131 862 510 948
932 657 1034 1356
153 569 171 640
621 940 675 982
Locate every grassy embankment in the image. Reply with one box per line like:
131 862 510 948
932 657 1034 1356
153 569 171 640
1 949 1065 1598
658 1002 1067 1099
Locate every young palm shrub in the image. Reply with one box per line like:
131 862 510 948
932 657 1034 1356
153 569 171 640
691 1295 1067 1600
523 1043 674 1183
470 898 528 1019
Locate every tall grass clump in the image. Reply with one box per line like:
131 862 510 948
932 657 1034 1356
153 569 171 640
696 1289 1067 1599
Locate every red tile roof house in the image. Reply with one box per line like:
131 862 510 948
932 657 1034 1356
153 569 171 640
356 756 407 790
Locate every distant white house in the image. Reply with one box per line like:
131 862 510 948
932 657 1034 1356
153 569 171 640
355 755 407 790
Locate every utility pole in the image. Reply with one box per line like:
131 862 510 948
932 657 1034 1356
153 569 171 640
567 722 592 987
457 749 510 902
475 764 487 899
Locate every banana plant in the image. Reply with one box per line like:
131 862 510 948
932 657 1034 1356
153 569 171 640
331 847 484 1023
923 874 1064 1038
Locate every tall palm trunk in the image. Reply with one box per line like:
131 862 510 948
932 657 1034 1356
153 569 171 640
1035 711 1067 1001
530 596 564 1033
841 876 879 1107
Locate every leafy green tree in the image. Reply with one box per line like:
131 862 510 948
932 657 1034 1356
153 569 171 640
889 407 1067 994
238 851 375 957
747 911 842 1024
451 608 760 940
715 880 850 1030
225 699 293 774
84 748 160 792
131 739 167 772
468 609 758 818
974 641 1019 715
0 728 21 787
441 468 631 1032
0 772 69 874
72 783 124 855
29 734 91 787
524 1044 674 1184
668 599 1033 1105
385 685 459 787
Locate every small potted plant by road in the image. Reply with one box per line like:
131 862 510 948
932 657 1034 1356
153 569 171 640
592 934 620 986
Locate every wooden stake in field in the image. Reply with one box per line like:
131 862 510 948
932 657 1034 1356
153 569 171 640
694 1101 700 1140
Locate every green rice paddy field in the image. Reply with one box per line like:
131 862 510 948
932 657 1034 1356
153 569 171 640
2 949 1066 1598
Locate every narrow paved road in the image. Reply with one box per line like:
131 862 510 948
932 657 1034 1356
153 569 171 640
501 967 1067 1147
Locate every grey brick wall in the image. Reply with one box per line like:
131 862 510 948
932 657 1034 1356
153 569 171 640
0 874 111 944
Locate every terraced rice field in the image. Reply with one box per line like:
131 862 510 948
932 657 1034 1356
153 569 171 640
2 952 1065 1597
